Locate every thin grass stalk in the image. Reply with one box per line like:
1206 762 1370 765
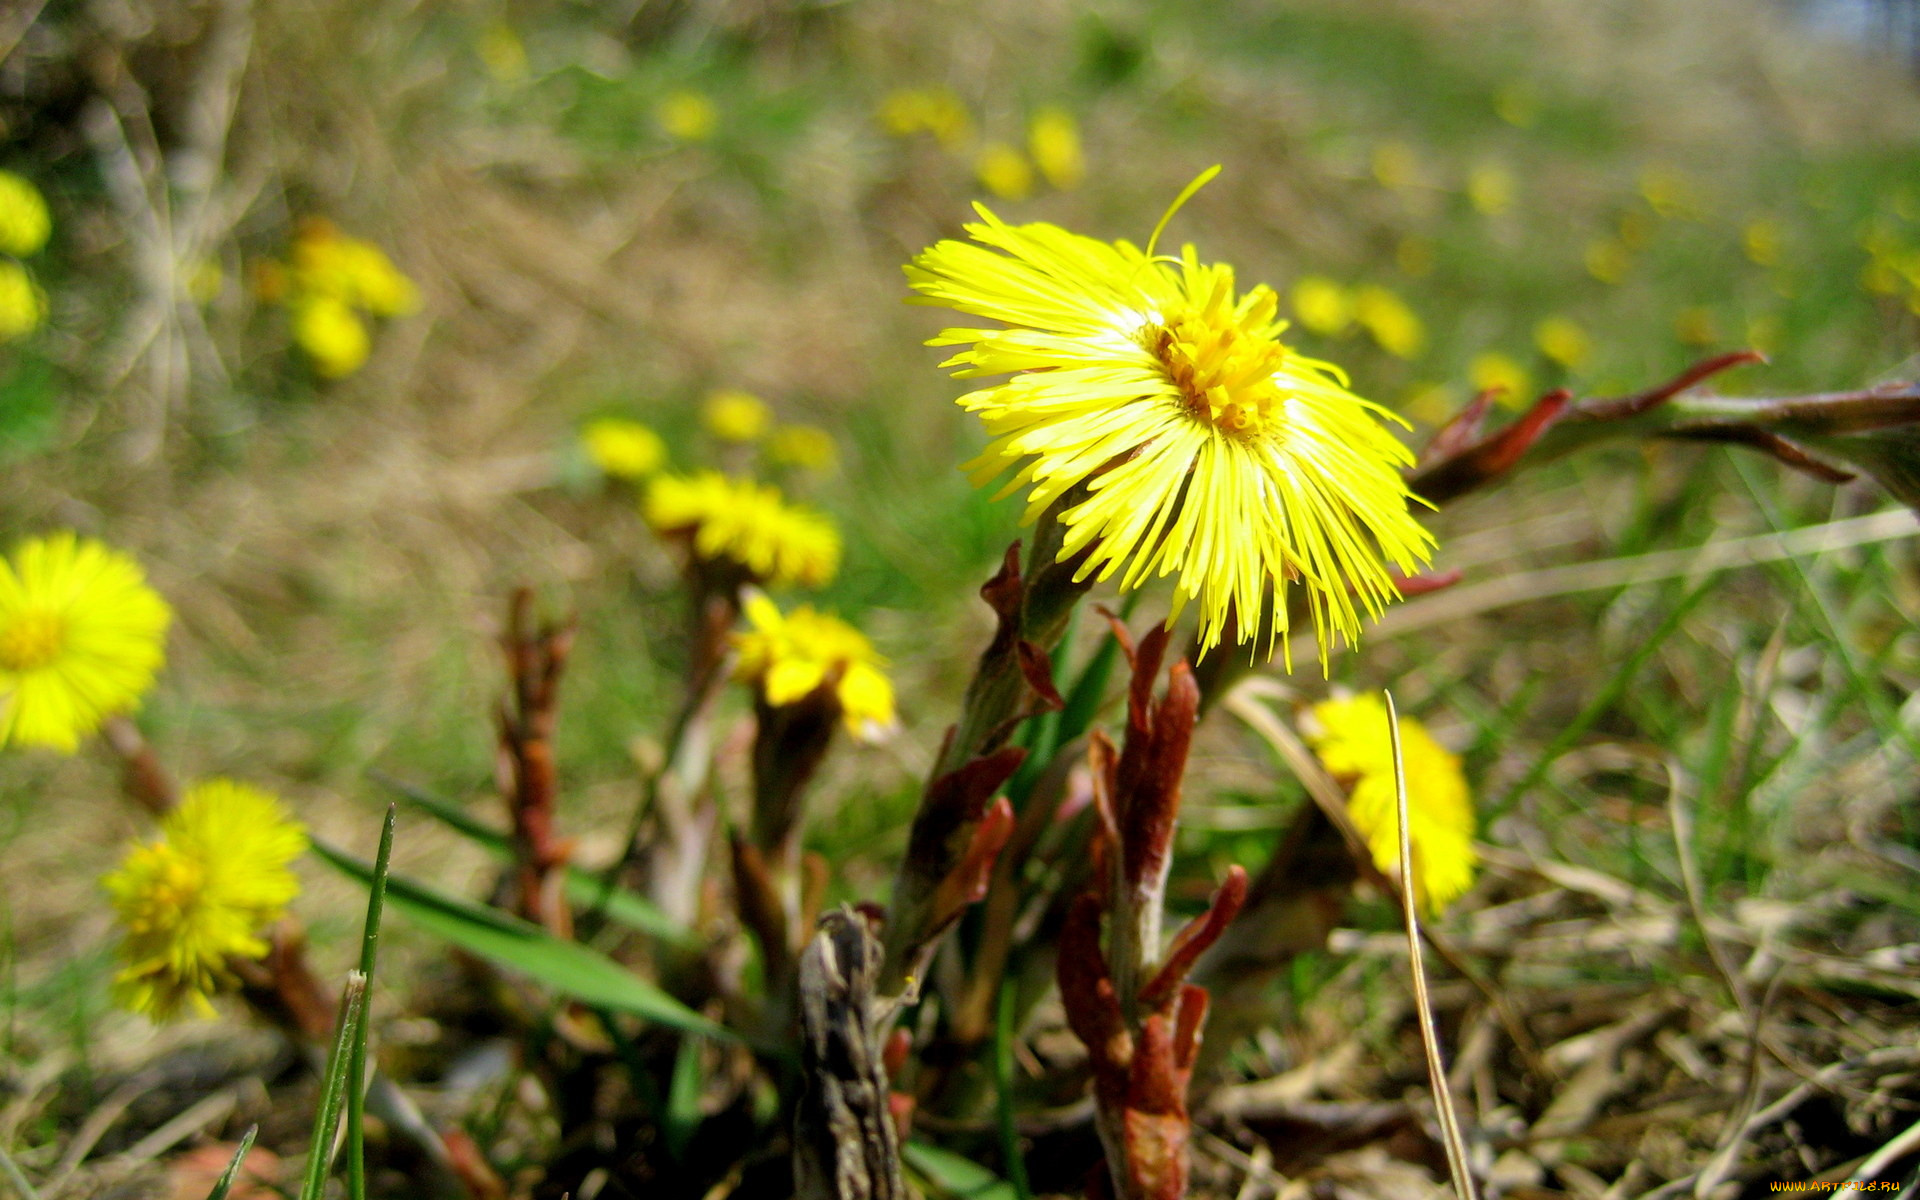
993 979 1033 1200
347 806 397 1200
203 1124 259 1200
0 1142 39 1200
299 970 368 1200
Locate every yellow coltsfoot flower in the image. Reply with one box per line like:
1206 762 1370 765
1305 693 1476 915
645 471 840 588
102 779 308 1020
767 424 838 472
583 417 667 481
291 295 370 379
0 533 171 752
0 260 46 342
905 180 1435 663
1028 107 1085 191
703 389 772 443
733 592 895 738
0 170 51 258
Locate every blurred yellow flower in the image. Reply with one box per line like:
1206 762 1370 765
1306 693 1476 916
1674 306 1720 348
1639 166 1699 219
658 90 718 142
0 260 46 341
1743 218 1782 268
0 171 51 258
733 592 895 739
1493 81 1539 128
1371 140 1418 192
645 472 840 588
878 87 973 149
1533 316 1592 370
974 143 1034 201
704 389 772 442
905 193 1434 662
582 417 667 481
1584 238 1631 285
1289 276 1352 336
1028 107 1085 190
477 21 529 83
289 219 418 318
291 296 370 379
1466 163 1514 216
1402 382 1457 426
102 779 307 1021
185 260 224 305
768 424 837 471
1469 351 1531 409
1395 236 1435 278
1353 285 1425 359
0 533 170 753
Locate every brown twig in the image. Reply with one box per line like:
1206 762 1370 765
496 587 578 937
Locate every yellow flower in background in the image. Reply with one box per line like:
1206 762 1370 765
1289 276 1352 337
658 90 718 142
645 471 840 588
1639 165 1699 219
477 21 529 83
768 424 837 471
1533 316 1592 370
583 417 667 480
704 389 772 442
733 592 895 738
185 260 224 305
1402 382 1458 426
1028 107 1085 190
1494 81 1539 128
0 171 51 258
289 219 418 318
291 296 370 379
905 188 1435 663
0 261 46 341
102 779 307 1021
1743 219 1782 267
878 87 974 149
1371 140 1418 192
1584 238 1631 285
1306 693 1476 915
975 143 1034 201
1466 163 1514 216
1674 306 1720 347
0 533 170 753
1469 351 1531 409
1353 286 1425 359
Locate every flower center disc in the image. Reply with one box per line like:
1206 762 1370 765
0 610 66 672
1151 302 1290 440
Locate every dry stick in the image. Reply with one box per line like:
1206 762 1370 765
1835 1115 1920 1198
1384 692 1478 1200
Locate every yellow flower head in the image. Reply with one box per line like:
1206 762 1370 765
768 424 838 472
658 90 718 142
1371 140 1419 192
102 779 307 1020
975 143 1035 202
1743 219 1782 268
1028 107 1085 191
0 533 170 753
583 417 667 480
877 87 973 149
1584 238 1631 285
1352 285 1425 360
645 471 840 588
1467 163 1515 216
1469 351 1531 410
0 171 51 258
289 219 418 318
733 592 895 738
1289 276 1352 337
1533 316 1591 370
0 260 46 342
704 389 772 442
291 295 370 378
905 183 1435 664
1305 694 1476 915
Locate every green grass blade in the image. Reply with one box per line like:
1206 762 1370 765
346 807 396 1200
992 980 1033 1200
310 838 734 1042
299 970 369 1200
665 1034 704 1160
370 772 697 948
203 1124 259 1200
903 1141 1018 1200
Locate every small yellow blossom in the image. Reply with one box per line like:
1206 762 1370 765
1305 693 1476 915
878 87 973 149
733 592 895 738
658 90 718 142
1353 285 1425 359
102 779 307 1021
1533 316 1592 370
291 296 370 378
583 417 667 481
1467 163 1514 216
704 389 772 442
1028 107 1085 190
1289 276 1352 337
1743 219 1782 268
478 21 529 83
1493 81 1539 128
1371 140 1418 192
1674 306 1719 348
768 424 837 472
1395 236 1435 278
289 219 418 318
0 261 46 341
1584 238 1631 285
645 472 840 588
0 171 51 258
1402 382 1457 427
1470 351 1531 410
975 143 1034 201
0 533 170 753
